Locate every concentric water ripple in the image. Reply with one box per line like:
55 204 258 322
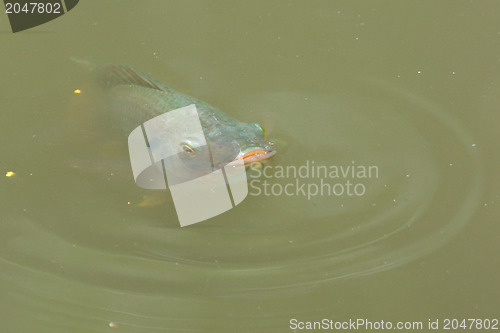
1 79 485 331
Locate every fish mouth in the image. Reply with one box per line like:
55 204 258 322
240 148 276 163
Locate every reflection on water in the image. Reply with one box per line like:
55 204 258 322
0 79 484 331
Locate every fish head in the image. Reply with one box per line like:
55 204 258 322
204 121 276 167
148 119 275 185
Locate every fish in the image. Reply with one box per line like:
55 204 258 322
95 64 276 170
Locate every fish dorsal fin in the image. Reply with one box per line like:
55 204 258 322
97 64 169 92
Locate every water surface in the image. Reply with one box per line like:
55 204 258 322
1 1 499 332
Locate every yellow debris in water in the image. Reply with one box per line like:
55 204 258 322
74 89 81 94
5 171 15 177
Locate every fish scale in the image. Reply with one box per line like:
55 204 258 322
96 64 276 166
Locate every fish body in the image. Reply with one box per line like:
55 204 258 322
96 64 275 167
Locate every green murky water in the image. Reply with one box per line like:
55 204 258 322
1 1 499 332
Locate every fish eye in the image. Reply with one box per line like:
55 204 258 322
180 143 195 154
179 138 202 157
251 123 266 137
